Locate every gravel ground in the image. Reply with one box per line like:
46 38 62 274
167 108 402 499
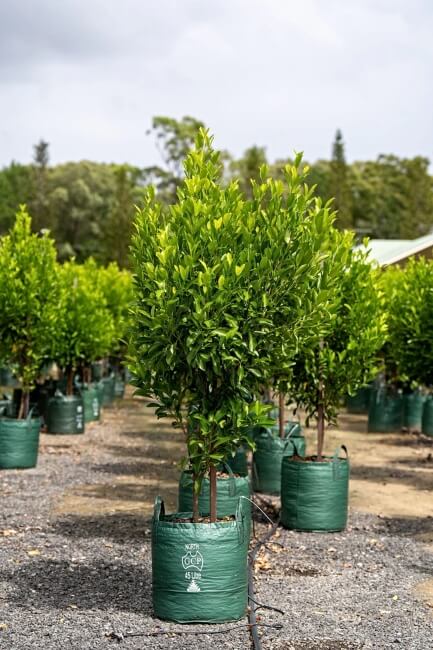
0 396 432 650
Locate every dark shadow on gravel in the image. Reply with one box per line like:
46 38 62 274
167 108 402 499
91 460 180 479
374 515 433 537
350 463 433 491
3 559 152 613
106 443 183 463
378 434 433 448
53 513 152 542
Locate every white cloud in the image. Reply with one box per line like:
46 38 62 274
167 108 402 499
0 0 432 166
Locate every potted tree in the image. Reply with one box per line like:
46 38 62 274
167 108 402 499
47 260 115 432
129 130 340 622
0 208 59 468
97 262 133 399
283 246 386 531
382 259 433 434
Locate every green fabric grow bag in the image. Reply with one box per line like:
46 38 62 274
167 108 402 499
252 422 305 495
0 367 19 388
100 375 115 406
0 398 12 417
114 376 125 398
91 362 104 382
346 386 372 414
46 394 85 434
152 496 249 622
281 446 350 532
403 392 425 431
82 385 101 423
0 415 41 469
422 396 433 437
226 446 248 476
368 388 403 433
178 470 251 521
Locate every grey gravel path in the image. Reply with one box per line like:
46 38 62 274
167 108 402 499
0 396 432 650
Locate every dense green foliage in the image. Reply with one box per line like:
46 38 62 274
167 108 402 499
0 207 59 415
290 247 386 454
382 259 433 387
1 122 432 267
129 130 346 501
52 260 116 392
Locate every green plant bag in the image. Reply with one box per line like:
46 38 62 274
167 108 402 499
346 385 372 414
402 392 425 431
252 422 305 495
82 385 101 423
152 496 249 623
422 396 433 437
91 362 104 382
368 387 403 433
281 446 349 532
100 375 115 406
0 367 19 388
0 412 41 469
226 446 248 476
178 468 251 522
0 397 12 417
114 376 125 398
46 393 85 434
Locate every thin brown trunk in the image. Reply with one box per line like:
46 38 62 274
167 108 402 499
18 391 30 420
83 366 92 385
66 368 74 396
317 386 325 461
279 392 285 438
192 488 199 523
209 465 217 523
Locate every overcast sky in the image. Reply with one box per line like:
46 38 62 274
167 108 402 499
0 0 432 168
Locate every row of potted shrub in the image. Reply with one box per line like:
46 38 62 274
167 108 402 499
0 208 133 470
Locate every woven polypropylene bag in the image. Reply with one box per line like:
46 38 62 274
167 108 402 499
368 388 403 433
0 415 41 469
178 470 250 519
82 385 101 423
281 446 350 532
152 497 249 622
46 394 85 434
226 446 248 476
422 396 433 436
402 392 425 431
252 423 306 495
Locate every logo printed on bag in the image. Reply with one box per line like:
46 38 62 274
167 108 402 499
182 544 203 593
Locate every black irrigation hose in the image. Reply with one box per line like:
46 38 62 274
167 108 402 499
108 623 284 642
247 517 280 650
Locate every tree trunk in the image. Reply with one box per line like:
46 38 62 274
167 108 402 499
279 392 285 438
209 465 217 523
66 367 74 396
317 385 325 461
18 390 30 420
83 366 92 385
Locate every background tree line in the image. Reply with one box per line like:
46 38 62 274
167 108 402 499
1 116 432 267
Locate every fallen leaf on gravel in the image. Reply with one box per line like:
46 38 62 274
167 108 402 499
0 529 17 536
27 549 41 556
0 623 8 631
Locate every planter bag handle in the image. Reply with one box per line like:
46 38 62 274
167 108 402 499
54 389 65 399
285 438 302 457
332 445 349 480
283 421 301 440
235 495 248 545
220 462 236 497
153 496 165 543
